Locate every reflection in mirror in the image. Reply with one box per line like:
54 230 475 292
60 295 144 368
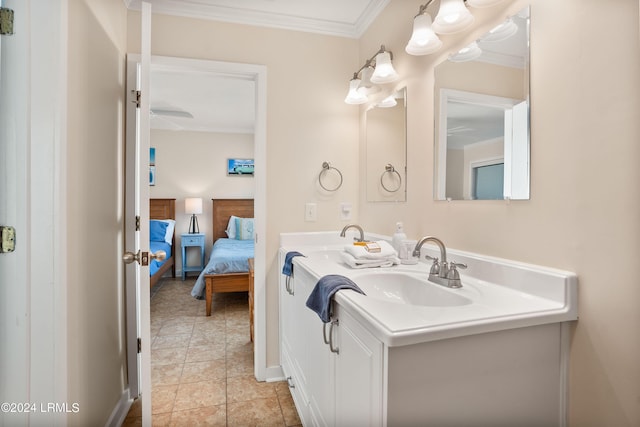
434 7 530 200
366 88 407 202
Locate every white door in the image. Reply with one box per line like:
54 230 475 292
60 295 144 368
123 2 153 424
0 2 29 425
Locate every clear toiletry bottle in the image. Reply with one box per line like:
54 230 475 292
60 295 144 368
392 222 407 254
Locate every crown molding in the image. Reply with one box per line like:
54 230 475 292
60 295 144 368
127 0 389 38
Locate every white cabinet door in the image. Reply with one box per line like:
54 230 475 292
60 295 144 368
334 306 384 427
306 314 335 427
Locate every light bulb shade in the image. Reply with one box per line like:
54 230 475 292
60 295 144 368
481 18 518 42
405 13 443 56
370 51 399 84
357 66 380 95
433 0 474 35
449 41 482 62
466 0 506 7
345 78 368 104
377 95 397 108
185 197 203 215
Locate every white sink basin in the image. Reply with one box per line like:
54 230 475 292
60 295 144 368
352 271 472 307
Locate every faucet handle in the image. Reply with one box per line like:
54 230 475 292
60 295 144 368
425 255 440 275
446 262 465 288
450 261 467 270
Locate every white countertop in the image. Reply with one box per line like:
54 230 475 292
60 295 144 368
280 232 578 347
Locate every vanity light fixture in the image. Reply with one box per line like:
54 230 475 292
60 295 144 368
344 74 368 105
370 50 400 84
405 1 443 56
358 65 380 95
433 0 475 35
344 45 399 105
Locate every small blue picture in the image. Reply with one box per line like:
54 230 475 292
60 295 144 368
227 158 254 176
150 166 156 186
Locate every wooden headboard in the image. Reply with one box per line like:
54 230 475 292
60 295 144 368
212 199 254 242
150 198 176 221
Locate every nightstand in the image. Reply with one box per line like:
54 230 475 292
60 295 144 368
181 233 205 280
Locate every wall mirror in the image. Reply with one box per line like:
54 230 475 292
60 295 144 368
434 7 530 201
366 88 407 202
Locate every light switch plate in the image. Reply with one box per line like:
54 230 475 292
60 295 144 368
305 203 317 222
340 202 352 220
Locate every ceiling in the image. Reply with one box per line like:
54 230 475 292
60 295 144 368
126 0 389 39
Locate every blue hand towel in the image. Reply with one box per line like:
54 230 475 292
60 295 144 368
306 275 365 323
282 251 305 276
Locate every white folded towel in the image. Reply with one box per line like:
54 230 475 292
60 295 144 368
343 240 398 260
340 251 400 269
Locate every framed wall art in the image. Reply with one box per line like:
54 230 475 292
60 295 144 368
227 158 254 176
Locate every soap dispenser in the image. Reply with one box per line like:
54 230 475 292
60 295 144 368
392 222 407 254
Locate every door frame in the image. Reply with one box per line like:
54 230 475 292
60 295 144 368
124 55 268 381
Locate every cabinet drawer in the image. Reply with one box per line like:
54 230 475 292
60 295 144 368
182 235 204 246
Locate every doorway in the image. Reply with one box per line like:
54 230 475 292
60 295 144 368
125 55 268 406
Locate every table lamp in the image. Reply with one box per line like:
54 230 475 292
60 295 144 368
185 197 202 234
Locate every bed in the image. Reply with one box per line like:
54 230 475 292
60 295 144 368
190 199 254 316
150 198 176 288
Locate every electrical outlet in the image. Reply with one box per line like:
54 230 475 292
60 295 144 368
305 203 317 222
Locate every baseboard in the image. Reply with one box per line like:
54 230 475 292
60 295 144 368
105 388 133 427
263 364 285 382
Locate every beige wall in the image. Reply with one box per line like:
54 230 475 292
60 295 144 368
360 0 640 425
127 12 360 369
149 129 254 268
66 0 128 424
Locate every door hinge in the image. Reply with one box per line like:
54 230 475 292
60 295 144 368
0 8 14 35
137 338 142 353
135 216 140 231
131 90 141 108
0 226 16 253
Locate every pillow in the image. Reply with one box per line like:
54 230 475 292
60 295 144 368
152 219 176 244
150 220 169 242
234 217 255 240
225 215 239 239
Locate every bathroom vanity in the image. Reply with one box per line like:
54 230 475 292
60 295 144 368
279 232 578 427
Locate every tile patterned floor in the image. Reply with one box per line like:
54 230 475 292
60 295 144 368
124 278 301 426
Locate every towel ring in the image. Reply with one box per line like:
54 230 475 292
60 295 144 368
380 164 402 193
319 162 343 192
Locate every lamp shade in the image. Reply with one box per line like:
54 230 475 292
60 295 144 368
433 0 474 35
344 77 368 104
357 65 380 95
370 51 399 84
449 41 482 62
377 95 397 108
481 18 518 42
405 13 443 56
185 197 203 215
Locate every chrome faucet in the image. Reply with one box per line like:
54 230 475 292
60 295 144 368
340 224 365 242
413 236 466 288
